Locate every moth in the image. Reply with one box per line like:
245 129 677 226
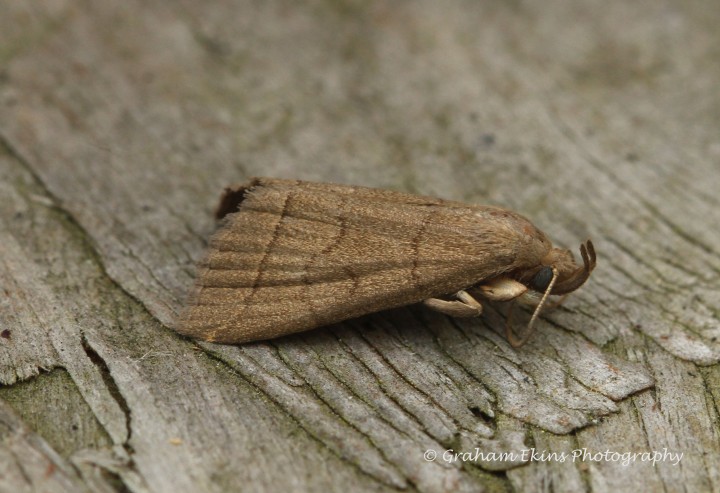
175 178 596 347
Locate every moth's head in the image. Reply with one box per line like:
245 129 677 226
527 240 596 296
503 240 596 347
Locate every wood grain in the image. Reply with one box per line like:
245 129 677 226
1 1 718 492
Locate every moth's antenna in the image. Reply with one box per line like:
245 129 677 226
506 267 559 347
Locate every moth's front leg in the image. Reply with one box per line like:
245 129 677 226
423 290 483 318
477 277 528 301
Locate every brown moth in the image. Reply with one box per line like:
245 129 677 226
175 178 596 347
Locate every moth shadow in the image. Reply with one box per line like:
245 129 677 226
271 302 513 352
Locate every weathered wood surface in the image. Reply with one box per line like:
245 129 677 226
1 1 719 492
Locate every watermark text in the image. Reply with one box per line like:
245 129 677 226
423 447 682 467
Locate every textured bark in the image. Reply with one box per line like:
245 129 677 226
0 1 718 492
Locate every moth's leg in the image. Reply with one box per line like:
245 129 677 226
545 294 569 310
478 277 528 301
423 290 483 318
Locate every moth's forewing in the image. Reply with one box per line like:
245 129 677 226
174 179 551 343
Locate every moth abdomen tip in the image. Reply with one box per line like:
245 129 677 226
214 178 263 220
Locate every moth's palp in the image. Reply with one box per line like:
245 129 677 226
550 239 596 295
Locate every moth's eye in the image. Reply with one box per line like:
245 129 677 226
530 266 553 291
